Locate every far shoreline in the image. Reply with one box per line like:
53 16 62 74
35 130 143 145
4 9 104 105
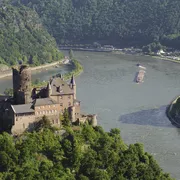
0 60 63 79
1 48 180 80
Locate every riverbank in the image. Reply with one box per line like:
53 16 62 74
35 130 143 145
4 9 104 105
61 45 180 65
0 60 63 79
166 96 180 128
33 58 83 87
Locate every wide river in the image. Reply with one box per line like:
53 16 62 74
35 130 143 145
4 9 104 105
1 51 180 178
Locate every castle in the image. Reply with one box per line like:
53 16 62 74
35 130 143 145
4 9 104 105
0 65 97 134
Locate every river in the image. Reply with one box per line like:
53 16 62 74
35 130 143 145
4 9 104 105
73 51 180 179
0 51 180 178
0 64 72 92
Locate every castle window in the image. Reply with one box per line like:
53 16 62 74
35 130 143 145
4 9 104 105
60 103 63 106
56 119 58 124
52 119 54 124
23 123 25 129
68 95 71 99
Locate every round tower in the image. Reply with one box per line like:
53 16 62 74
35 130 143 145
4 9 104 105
70 106 76 123
12 65 32 104
91 114 97 127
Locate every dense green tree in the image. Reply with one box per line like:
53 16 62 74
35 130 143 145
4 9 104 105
0 2 63 66
61 109 71 127
0 123 174 179
15 0 180 50
4 88 13 96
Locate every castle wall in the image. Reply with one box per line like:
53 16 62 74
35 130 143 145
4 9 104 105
12 65 32 104
35 104 61 116
11 113 36 135
35 115 61 127
50 94 74 109
75 103 81 120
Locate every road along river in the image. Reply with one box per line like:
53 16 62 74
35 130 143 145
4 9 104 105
0 51 180 178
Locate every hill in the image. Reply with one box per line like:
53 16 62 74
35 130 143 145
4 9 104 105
0 1 63 66
16 0 180 50
0 123 174 179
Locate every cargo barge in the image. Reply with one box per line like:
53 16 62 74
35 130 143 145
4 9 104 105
136 70 145 83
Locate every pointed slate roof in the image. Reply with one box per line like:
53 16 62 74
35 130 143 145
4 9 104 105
70 75 76 86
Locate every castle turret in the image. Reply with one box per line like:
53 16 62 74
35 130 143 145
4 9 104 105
60 73 64 80
91 114 97 127
47 82 52 97
12 65 32 104
70 75 76 99
70 106 76 122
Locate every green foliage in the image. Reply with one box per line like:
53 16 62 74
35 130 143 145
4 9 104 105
15 0 180 49
32 58 83 88
69 49 74 59
142 42 163 54
0 125 174 179
0 2 63 66
63 59 83 80
34 115 52 131
61 109 71 127
4 88 13 96
168 97 180 119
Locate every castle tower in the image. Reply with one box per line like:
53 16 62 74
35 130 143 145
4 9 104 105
12 65 32 104
70 75 76 99
47 82 52 97
70 106 76 122
91 114 97 127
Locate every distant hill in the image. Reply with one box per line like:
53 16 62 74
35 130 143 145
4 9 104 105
0 2 63 66
16 0 180 49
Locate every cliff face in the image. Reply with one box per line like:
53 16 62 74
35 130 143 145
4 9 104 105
0 2 63 66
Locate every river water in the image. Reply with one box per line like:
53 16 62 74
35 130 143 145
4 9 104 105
0 65 72 92
0 52 180 178
73 51 180 179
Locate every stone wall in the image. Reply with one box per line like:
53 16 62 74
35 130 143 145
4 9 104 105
11 113 36 134
12 65 32 104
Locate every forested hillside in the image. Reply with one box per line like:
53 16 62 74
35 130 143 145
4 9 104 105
0 122 174 179
16 0 180 49
0 1 63 66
